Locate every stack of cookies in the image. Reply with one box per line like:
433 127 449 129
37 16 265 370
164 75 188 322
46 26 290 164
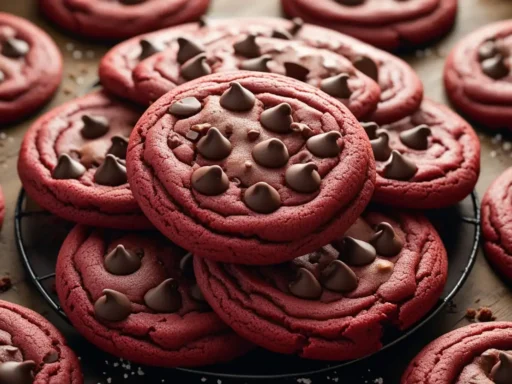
16 16 481 372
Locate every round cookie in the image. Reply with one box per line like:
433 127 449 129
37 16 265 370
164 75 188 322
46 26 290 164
194 209 448 360
281 0 458 51
18 91 151 230
0 186 4 230
0 12 62 125
0 300 83 383
402 322 512 383
39 0 210 40
127 71 376 265
99 17 422 124
364 98 480 209
56 225 253 367
445 20 512 130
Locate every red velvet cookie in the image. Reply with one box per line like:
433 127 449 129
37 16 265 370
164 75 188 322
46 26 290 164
0 12 62 125
281 0 458 51
18 91 151 229
39 0 210 40
56 225 253 367
99 17 422 124
445 20 512 130
402 322 512 384
481 167 512 282
364 98 480 209
194 209 448 361
127 71 375 265
0 186 4 230
0 300 83 383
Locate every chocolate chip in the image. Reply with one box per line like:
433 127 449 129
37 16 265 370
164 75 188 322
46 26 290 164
81 115 110 139
320 260 358 293
233 33 260 58
198 16 208 28
94 155 127 186
290 122 313 137
478 40 499 61
240 55 272 72
43 351 59 364
382 150 418 180
289 268 322 300
190 284 206 302
244 182 281 213
220 82 256 112
306 131 343 158
320 74 352 99
107 135 129 159
370 222 403 257
94 289 131 322
284 62 310 82
272 28 293 40
481 54 510 79
336 237 377 266
252 138 289 168
104 245 142 275
144 278 182 313
179 252 195 279
336 0 364 4
353 56 379 82
247 129 261 141
361 122 379 140
186 130 200 141
491 352 512 384
371 130 392 161
191 165 229 195
285 162 321 193
260 103 293 133
2 37 29 58
290 18 304 35
0 361 36 384
139 39 162 60
244 161 253 169
399 124 432 150
197 127 232 160
53 154 86 180
180 53 212 80
169 97 202 117
177 37 205 64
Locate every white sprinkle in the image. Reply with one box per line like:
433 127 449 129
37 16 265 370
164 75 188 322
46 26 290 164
415 50 425 58
66 43 74 51
137 367 145 376
107 379 112 384
423 48 432 57
373 379 384 384
217 380 222 384
86 50 95 59
492 134 503 144
124 373 128 379
72 50 83 60
490 150 497 158
503 142 512 151
0 132 6 140
201 378 207 382
113 362 119 367
332 379 339 383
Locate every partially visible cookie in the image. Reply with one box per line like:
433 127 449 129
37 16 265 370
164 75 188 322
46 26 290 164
56 225 253 367
402 322 512 384
18 91 151 229
0 186 4 230
0 12 62 125
0 300 83 383
194 209 448 361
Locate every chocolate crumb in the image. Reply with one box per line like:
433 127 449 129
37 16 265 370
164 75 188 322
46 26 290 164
0 277 12 293
465 308 476 320
476 307 494 322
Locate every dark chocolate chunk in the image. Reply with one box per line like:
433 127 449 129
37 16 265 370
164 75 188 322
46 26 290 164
252 138 289 168
320 260 358 293
382 150 418 180
491 352 512 384
399 124 432 150
169 97 202 117
177 37 205 64
290 18 304 35
290 122 313 137
233 33 260 58
94 154 127 186
139 39 162 60
94 289 131 322
2 37 29 58
240 55 272 72
179 252 195 279
196 127 232 160
198 16 208 28
272 28 293 40
481 54 510 79
370 222 403 257
285 162 321 193
244 182 281 213
284 62 310 81
190 284 206 302
107 135 129 159
260 103 293 133
220 82 256 112
337 237 377 266
144 278 182 313
478 40 499 61
104 245 141 275
0 361 35 384
371 130 392 161
180 53 212 80
53 154 86 180
353 56 379 82
289 268 322 300
43 351 59 364
81 115 110 139
247 129 261 141
191 165 229 195
320 74 352 98
186 130 200 142
306 131 343 158
361 122 379 140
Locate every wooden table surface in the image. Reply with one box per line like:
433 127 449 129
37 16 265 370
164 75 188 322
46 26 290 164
1 1 512 383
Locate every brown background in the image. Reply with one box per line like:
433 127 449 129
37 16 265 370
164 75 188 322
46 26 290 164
1 0 512 383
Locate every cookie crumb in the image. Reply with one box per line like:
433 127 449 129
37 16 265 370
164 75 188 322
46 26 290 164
465 308 477 320
476 307 494 322
0 277 12 293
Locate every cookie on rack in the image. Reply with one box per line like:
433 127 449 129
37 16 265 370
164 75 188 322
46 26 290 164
402 322 512 383
99 17 422 123
0 300 83 383
281 0 458 51
56 225 253 367
126 71 375 265
194 208 448 360
0 12 62 125
18 91 151 229
363 98 480 209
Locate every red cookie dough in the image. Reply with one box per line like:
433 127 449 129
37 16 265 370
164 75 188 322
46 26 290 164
481 167 512 282
0 300 83 383
402 322 512 384
56 225 252 368
281 0 458 51
194 209 448 361
367 98 480 209
127 71 375 265
0 12 62 125
445 20 512 130
18 91 151 230
0 186 4 230
99 17 422 124
39 0 210 40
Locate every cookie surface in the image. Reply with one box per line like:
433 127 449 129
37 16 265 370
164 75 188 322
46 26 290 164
0 300 83 383
127 71 375 265
39 0 210 40
445 20 512 130
282 0 457 51
0 12 62 125
99 17 422 124
18 91 151 229
366 98 480 209
402 322 512 383
194 209 448 361
56 225 252 367
0 186 4 230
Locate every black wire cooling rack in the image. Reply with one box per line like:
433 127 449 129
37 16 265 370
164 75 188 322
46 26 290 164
14 188 481 382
